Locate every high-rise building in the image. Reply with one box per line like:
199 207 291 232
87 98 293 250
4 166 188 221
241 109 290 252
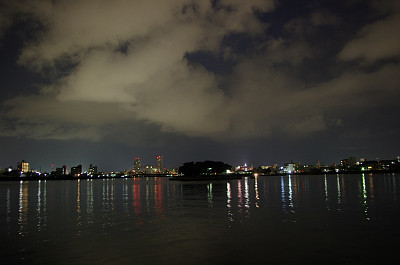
89 164 97 175
17 160 30 173
157 155 164 173
134 157 141 172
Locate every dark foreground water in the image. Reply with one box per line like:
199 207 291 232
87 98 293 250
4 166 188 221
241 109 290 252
1 174 400 265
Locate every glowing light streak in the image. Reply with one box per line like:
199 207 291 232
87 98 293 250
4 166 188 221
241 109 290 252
288 176 293 209
324 175 330 210
207 183 213 207
18 181 28 237
281 176 286 212
362 174 370 221
76 179 82 235
244 177 250 209
336 175 342 206
37 180 42 231
226 182 233 224
255 175 260 208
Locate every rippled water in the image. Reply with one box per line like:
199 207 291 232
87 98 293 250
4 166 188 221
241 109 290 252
1 174 400 264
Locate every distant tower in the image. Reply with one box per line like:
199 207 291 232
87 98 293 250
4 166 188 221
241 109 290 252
157 155 164 173
134 157 141 172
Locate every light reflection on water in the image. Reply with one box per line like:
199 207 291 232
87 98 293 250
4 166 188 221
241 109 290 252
1 173 400 264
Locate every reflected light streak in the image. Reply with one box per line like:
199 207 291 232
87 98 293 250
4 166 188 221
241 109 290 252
392 174 397 200
324 176 328 199
146 178 150 212
155 178 164 216
237 180 242 208
42 180 47 230
102 179 109 212
207 183 213 207
336 175 342 206
76 179 82 235
288 176 293 209
110 179 115 212
324 176 330 210
226 182 233 223
255 176 260 208
18 181 28 237
281 176 286 212
87 179 94 224
361 174 370 221
133 178 142 226
244 177 249 209
6 188 11 234
369 175 375 202
37 180 42 231
122 179 129 213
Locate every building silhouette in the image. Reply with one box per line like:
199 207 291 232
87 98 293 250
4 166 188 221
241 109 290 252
55 165 67 175
71 165 82 177
17 160 30 173
89 164 97 175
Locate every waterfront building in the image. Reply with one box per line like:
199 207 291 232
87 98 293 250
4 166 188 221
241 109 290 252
134 157 141 172
143 165 158 174
282 163 295 174
379 160 397 171
89 164 98 175
360 160 379 171
340 157 356 169
235 163 253 174
71 165 82 177
55 165 67 175
157 155 164 173
17 160 30 173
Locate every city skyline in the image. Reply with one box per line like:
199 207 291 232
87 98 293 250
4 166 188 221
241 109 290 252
1 0 400 172
2 153 400 175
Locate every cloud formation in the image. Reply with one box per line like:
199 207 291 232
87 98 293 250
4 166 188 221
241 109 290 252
1 0 400 148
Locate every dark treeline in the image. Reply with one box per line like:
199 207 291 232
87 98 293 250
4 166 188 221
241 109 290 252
178 161 232 176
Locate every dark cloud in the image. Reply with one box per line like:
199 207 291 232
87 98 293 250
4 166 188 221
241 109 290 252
0 0 399 169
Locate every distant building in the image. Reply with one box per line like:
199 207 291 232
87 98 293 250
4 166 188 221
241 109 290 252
157 155 164 173
235 163 253 174
282 163 295 174
143 165 158 174
134 157 141 172
89 164 97 175
17 160 30 173
379 160 397 171
71 165 82 177
55 165 67 175
360 160 379 171
340 157 356 170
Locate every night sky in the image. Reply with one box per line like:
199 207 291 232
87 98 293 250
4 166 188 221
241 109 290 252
1 0 399 172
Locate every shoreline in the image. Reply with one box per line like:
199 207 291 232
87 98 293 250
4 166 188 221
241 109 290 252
1 170 399 181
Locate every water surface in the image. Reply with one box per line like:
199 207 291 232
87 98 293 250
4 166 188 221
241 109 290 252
1 174 400 264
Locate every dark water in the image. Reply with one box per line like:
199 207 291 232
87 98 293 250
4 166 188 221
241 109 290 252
1 174 400 265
